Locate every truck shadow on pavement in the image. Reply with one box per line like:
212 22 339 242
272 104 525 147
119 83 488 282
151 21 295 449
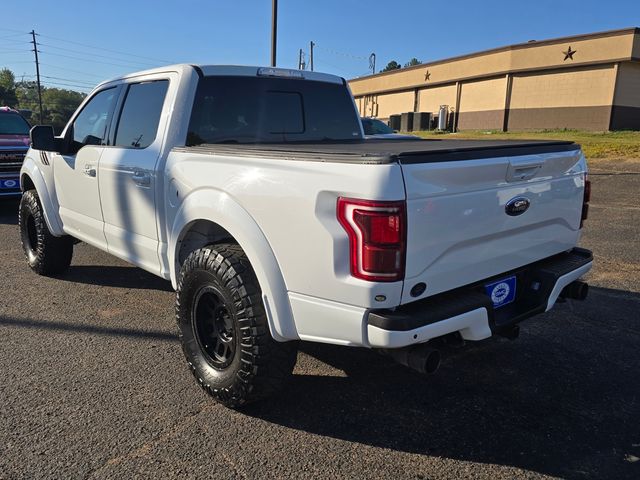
0 315 176 342
246 288 640 479
61 265 174 291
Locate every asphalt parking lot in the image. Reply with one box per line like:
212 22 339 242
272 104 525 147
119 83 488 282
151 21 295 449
0 158 638 479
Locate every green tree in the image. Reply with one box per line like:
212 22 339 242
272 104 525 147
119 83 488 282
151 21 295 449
0 68 18 107
381 60 401 72
42 88 85 132
404 58 422 68
15 80 41 120
14 78 85 131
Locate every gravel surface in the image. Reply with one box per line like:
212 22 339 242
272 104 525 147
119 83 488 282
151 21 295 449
0 161 638 479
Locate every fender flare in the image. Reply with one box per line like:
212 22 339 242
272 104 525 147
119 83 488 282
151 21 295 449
20 157 65 236
169 188 298 342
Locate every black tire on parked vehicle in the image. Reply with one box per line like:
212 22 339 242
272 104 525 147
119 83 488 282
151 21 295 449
176 243 298 408
18 189 74 275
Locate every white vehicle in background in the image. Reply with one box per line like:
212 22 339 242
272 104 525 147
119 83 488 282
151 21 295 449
361 116 417 139
19 64 592 407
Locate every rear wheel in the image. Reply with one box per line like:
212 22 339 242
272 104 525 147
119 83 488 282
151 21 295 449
18 189 73 275
176 243 298 408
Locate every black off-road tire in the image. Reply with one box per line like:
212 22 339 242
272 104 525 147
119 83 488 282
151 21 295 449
176 243 298 408
18 189 73 275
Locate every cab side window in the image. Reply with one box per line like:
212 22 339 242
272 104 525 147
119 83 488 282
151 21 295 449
72 87 118 149
114 80 168 149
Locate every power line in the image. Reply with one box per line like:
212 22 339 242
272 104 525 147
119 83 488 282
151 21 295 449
21 78 93 90
38 33 175 64
38 43 161 68
41 80 93 90
314 44 369 61
38 63 106 79
0 33 29 40
0 37 31 43
0 27 29 34
21 73 93 83
312 59 358 78
39 50 157 70
41 75 95 86
17 76 93 91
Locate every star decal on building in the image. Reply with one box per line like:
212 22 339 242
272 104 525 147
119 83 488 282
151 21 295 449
563 46 577 61
424 70 431 81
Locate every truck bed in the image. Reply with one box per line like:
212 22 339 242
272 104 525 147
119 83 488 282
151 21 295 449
174 139 580 164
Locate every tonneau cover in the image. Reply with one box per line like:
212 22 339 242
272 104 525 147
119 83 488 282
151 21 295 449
174 138 579 164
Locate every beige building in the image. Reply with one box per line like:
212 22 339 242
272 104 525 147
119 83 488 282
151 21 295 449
348 28 640 131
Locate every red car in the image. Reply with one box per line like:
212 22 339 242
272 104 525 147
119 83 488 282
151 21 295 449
0 107 31 197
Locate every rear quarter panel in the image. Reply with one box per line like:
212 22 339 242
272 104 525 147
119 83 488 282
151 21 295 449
165 151 406 310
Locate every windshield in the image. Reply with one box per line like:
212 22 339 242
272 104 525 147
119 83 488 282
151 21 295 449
0 113 30 135
186 75 362 145
361 118 394 135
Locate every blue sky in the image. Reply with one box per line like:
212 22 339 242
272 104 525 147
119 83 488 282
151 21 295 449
1 0 639 93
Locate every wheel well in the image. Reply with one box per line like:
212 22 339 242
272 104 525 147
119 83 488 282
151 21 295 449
176 220 238 269
21 174 35 192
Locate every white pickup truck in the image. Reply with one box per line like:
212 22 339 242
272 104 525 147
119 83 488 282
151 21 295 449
20 64 592 407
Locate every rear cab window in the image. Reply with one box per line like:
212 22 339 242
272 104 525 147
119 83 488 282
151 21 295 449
186 75 362 145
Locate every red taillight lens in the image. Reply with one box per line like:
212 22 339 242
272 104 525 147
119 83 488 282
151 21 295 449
580 174 590 229
337 197 406 282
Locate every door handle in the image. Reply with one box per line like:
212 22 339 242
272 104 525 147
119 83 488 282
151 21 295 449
513 165 540 180
131 171 151 187
83 165 97 177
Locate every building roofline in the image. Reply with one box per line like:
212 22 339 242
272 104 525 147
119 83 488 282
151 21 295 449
349 26 639 83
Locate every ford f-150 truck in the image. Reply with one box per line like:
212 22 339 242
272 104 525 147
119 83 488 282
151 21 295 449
20 64 592 407
0 107 31 197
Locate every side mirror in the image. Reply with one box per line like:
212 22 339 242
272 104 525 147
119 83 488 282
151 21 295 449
30 125 57 151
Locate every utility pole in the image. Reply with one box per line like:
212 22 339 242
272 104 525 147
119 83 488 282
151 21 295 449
270 0 277 67
298 49 304 70
369 53 376 75
30 30 43 123
309 41 315 72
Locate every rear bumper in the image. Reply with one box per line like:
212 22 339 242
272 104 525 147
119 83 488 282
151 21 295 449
366 247 593 348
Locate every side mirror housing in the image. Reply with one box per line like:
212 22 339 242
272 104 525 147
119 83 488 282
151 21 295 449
30 125 57 151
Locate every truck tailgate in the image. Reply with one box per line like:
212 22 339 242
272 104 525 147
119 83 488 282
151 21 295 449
399 144 586 304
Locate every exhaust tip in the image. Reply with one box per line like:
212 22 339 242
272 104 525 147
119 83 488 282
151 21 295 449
384 345 442 375
424 349 441 375
498 324 520 341
575 281 589 300
407 347 441 375
561 280 589 301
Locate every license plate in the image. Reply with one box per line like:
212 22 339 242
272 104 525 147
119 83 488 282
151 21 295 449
485 276 517 308
0 178 19 189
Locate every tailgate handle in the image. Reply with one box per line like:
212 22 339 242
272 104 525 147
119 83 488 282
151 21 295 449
507 162 542 182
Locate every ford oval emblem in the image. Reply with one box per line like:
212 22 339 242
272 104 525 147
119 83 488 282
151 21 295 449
505 197 530 216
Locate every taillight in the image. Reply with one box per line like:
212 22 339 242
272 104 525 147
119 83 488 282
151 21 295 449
580 173 590 229
337 197 406 282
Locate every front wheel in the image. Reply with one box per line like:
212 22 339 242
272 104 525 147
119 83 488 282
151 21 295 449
176 243 298 408
18 189 73 275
